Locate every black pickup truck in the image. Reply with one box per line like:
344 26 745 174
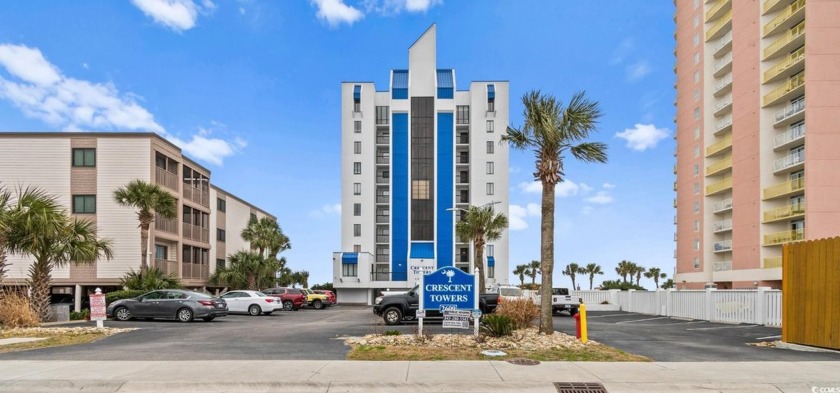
373 285 499 325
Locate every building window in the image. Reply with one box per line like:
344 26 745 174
353 244 361 252
486 141 494 154
693 201 699 213
487 84 496 112
693 145 699 157
694 127 700 139
353 224 361 237
486 162 494 175
353 85 361 112
342 262 358 277
694 257 699 269
488 265 495 279
411 180 430 199
694 71 700 83
486 120 494 133
693 14 699 27
693 107 700 119
693 52 699 65
250 213 257 222
456 105 470 124
353 183 361 195
155 245 168 260
217 198 226 212
354 120 361 134
693 89 699 101
72 148 96 167
693 164 699 176
693 33 699 46
375 106 389 125
486 244 494 257
217 228 226 242
72 195 96 214
216 258 225 269
486 183 494 195
354 203 361 216
694 220 700 232
694 239 700 250
353 162 361 175
694 183 700 194
354 141 361 154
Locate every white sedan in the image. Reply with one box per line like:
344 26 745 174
220 290 282 316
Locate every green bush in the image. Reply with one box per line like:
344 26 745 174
600 280 647 291
105 290 146 305
121 267 182 291
480 314 514 337
383 329 402 336
70 309 90 321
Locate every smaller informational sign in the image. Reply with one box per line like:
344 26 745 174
442 309 471 329
471 309 483 320
415 310 426 318
90 292 106 322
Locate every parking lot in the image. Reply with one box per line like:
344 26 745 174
2 307 839 361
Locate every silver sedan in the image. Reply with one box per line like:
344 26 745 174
107 289 228 322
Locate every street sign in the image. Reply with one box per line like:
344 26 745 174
90 290 106 327
471 310 483 320
420 267 477 311
443 310 471 329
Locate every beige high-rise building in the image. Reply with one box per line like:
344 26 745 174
0 133 274 310
674 0 840 289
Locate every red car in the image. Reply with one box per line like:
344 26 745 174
314 290 336 305
262 287 306 311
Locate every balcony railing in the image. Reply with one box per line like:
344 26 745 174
714 240 733 253
705 0 730 22
706 155 733 176
153 258 179 276
706 9 732 41
763 72 805 107
774 124 806 149
376 156 389 165
183 183 210 208
370 270 393 282
458 155 469 164
183 223 210 243
182 263 209 280
155 213 178 234
764 22 805 60
714 260 732 271
706 177 733 196
763 256 783 269
713 198 733 213
763 0 785 14
713 219 733 232
775 99 805 123
763 177 805 200
714 73 733 94
763 0 805 37
764 46 805 83
764 229 804 246
713 31 733 55
713 52 733 74
458 135 469 144
376 215 389 223
376 135 389 145
763 202 805 223
376 176 388 185
376 235 389 243
714 115 733 134
714 93 732 113
155 167 178 191
376 195 389 203
706 134 733 156
774 150 804 172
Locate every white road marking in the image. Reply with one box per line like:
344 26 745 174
756 335 782 340
587 314 632 318
666 320 707 325
686 325 760 331
615 316 669 324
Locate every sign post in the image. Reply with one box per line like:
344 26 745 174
89 288 106 328
420 266 479 337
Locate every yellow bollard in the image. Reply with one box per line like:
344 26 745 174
579 303 588 343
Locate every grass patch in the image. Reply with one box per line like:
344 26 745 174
0 328 125 354
347 342 649 361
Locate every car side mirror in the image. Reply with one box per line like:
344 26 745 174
408 291 415 297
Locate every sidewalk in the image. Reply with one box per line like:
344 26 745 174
0 360 837 392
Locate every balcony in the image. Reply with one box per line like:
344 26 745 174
763 202 805 223
713 52 733 76
155 213 178 234
763 256 783 269
376 133 390 145
376 235 389 243
376 215 389 224
713 219 733 233
155 167 178 191
706 155 733 176
706 134 733 157
774 99 805 126
458 155 469 164
714 260 732 271
764 22 805 60
763 177 805 200
713 32 733 60
153 258 179 276
714 93 733 115
713 198 733 213
376 175 389 185
713 73 733 96
714 239 732 253
763 0 806 38
370 270 393 282
376 155 389 165
774 124 806 151
764 229 804 246
706 0 731 23
183 183 210 208
774 150 804 173
457 134 469 144
182 223 210 243
763 0 787 14
714 115 733 135
706 9 732 41
764 46 805 84
706 177 733 196
763 72 805 107
182 263 209 280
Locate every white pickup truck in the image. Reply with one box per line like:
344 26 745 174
550 288 581 315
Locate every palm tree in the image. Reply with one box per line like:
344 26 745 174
113 180 176 274
298 270 310 288
527 260 541 285
0 185 11 290
633 265 646 286
455 205 509 294
512 264 528 287
210 250 276 290
644 267 667 289
6 189 113 320
241 216 290 259
503 90 607 334
581 263 604 290
615 260 634 283
561 263 583 290
661 278 675 289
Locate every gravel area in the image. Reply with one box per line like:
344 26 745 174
346 328 593 351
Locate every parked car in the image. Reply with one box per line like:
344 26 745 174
313 290 336 305
220 290 282 316
107 289 228 322
550 288 580 316
373 285 499 325
262 287 306 311
300 288 331 309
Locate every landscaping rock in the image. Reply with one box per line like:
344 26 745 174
345 328 594 351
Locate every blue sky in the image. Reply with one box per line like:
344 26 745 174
0 1 677 289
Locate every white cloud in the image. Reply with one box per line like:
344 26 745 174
519 179 587 198
310 203 342 218
585 191 614 205
579 183 593 195
363 0 442 14
518 181 542 194
556 181 581 198
509 203 540 231
626 60 652 82
603 183 616 189
615 123 670 151
610 38 634 65
130 0 215 32
581 206 594 215
0 43 243 166
312 0 364 27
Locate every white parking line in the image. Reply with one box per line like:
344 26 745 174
587 314 632 318
666 320 707 325
686 325 760 331
756 335 782 340
615 316 669 324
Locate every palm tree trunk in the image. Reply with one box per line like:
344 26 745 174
0 242 8 295
571 275 576 291
474 236 485 294
589 275 594 290
539 180 555 334
140 223 150 274
247 274 256 291
28 258 53 322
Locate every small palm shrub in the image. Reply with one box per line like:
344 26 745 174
0 292 40 328
70 309 90 321
495 298 539 329
383 329 402 336
480 314 514 337
121 267 182 291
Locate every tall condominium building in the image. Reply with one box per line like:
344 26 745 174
332 24 510 304
0 132 274 310
673 0 840 289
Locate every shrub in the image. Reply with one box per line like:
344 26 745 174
480 314 514 337
495 297 540 329
383 329 402 336
70 309 90 321
0 292 40 328
105 290 146 305
121 268 182 291
600 280 646 291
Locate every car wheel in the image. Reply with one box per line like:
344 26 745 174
383 307 403 325
248 305 261 316
202 316 215 322
263 312 273 316
114 307 132 321
313 300 324 310
177 308 194 322
283 300 294 311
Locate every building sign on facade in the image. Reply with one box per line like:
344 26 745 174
408 259 436 287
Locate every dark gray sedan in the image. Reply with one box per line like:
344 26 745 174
107 289 228 322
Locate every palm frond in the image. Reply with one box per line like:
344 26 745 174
569 142 608 163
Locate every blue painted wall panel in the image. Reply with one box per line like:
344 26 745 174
409 242 435 259
391 113 409 281
436 112 454 268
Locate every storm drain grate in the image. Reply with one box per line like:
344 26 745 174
553 382 608 393
506 358 540 365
